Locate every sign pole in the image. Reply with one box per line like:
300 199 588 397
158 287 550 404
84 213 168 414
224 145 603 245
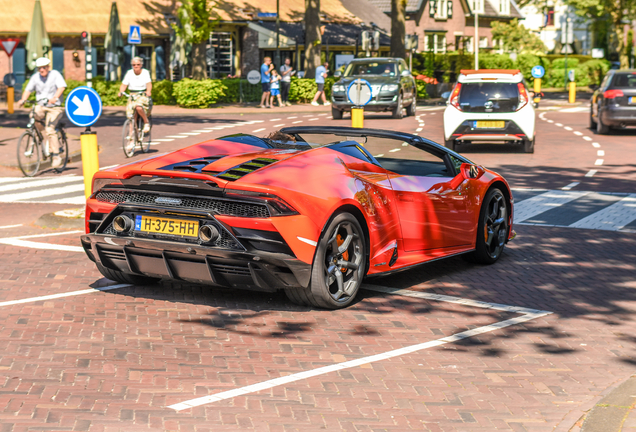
7 56 13 114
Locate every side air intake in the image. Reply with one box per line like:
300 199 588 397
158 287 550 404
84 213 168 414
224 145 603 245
216 158 278 181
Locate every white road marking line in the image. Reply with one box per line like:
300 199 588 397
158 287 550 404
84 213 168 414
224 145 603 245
318 113 328 116
374 154 384 157
555 123 563 127
149 142 162 146
429 112 436 115
0 224 22 229
168 285 550 411
592 142 601 148
47 196 86 205
287 116 297 119
270 118 281 121
562 182 580 190
0 239 84 252
573 131 583 136
595 159 604 166
191 130 214 133
0 176 83 193
0 284 131 308
273 124 285 127
180 132 201 136
389 148 401 152
564 126 573 131
292 121 303 124
153 138 175 142
166 135 188 139
585 170 597 177
309 118 319 121
582 136 592 141
547 120 554 123
0 184 86 202
597 150 605 156
402 142 408 146
303 114 314 117
513 190 589 223
539 112 546 120
570 194 636 230
252 128 266 133
8 230 83 240
416 128 423 132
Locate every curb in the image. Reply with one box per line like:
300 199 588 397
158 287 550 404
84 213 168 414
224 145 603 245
580 375 636 432
36 208 85 230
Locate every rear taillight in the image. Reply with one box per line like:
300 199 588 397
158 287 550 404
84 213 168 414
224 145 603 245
517 83 528 111
449 83 462 111
604 89 624 99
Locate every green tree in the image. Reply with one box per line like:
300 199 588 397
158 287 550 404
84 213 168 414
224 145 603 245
564 0 636 67
172 0 217 80
305 0 322 79
491 19 546 54
391 0 406 59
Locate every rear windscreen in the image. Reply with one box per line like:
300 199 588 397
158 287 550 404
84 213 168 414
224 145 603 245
611 73 636 88
459 82 519 113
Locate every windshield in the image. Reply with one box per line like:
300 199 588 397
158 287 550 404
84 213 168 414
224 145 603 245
344 62 396 77
458 82 520 113
611 73 636 88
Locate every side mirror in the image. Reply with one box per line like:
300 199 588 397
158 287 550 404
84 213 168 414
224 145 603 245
460 163 485 179
401 69 411 77
334 71 342 78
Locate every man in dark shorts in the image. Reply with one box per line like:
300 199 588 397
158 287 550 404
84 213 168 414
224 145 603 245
260 57 274 108
311 61 329 106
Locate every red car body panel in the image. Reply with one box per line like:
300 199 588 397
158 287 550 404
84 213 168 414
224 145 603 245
82 127 514 292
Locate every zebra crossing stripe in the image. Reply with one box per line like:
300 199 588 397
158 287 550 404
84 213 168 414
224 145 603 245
569 194 636 231
0 183 85 203
514 190 589 223
0 176 83 193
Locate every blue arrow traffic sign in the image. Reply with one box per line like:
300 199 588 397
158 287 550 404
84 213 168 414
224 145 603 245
128 25 141 44
65 86 103 127
531 65 545 79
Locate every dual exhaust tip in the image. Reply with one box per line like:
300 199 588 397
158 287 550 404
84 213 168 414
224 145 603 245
112 215 219 243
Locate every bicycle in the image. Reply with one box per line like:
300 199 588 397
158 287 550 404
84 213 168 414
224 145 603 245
16 99 69 177
121 91 152 158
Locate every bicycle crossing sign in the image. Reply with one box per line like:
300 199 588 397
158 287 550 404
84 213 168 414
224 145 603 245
128 26 141 44
65 86 103 127
531 65 545 79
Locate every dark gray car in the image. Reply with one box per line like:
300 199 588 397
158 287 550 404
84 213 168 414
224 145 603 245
331 58 417 119
590 69 636 134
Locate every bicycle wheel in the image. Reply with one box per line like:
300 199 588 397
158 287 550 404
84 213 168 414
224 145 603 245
140 117 151 153
122 118 135 158
17 131 41 177
54 130 69 173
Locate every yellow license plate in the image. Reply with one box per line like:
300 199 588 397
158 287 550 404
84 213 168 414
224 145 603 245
134 215 199 237
475 121 505 128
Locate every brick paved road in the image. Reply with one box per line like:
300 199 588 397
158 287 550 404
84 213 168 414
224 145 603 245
1 104 635 431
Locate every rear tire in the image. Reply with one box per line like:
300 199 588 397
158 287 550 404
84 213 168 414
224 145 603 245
406 97 416 116
589 105 597 129
392 94 404 119
122 119 136 158
332 107 343 120
17 131 41 177
285 212 367 309
523 137 535 153
95 263 158 285
464 188 508 264
596 110 610 134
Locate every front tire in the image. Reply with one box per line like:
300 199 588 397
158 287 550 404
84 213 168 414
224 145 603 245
17 131 41 177
392 94 404 119
406 97 416 116
95 263 158 285
122 119 136 158
332 106 343 120
523 137 535 153
285 213 367 309
465 188 509 264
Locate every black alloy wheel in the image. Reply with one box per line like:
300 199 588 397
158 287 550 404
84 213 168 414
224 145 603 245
465 188 508 264
285 212 367 309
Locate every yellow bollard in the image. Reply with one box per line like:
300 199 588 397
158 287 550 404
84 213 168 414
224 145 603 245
351 107 364 128
81 131 100 198
568 82 576 103
7 87 14 114
533 78 541 94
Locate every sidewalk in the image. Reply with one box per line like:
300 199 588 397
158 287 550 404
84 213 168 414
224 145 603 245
578 375 636 432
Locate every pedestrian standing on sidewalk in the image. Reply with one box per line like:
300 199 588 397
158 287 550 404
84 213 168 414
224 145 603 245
259 56 274 108
17 57 67 169
311 61 330 106
270 69 283 107
280 58 295 106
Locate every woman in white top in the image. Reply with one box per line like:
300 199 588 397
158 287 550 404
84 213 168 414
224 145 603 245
118 57 153 133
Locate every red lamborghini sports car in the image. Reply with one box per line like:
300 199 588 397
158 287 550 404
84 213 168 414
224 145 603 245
81 126 515 309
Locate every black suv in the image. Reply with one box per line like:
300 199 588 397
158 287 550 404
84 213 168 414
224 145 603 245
590 70 636 134
331 58 417 119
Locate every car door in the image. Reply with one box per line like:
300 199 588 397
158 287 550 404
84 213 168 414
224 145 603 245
398 60 414 103
378 145 473 251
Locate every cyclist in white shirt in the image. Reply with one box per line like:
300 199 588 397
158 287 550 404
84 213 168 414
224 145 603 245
17 57 67 168
118 57 152 133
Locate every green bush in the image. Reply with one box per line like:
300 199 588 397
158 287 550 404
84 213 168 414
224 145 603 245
288 78 317 103
152 80 176 105
416 80 428 99
479 54 515 70
173 78 226 108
